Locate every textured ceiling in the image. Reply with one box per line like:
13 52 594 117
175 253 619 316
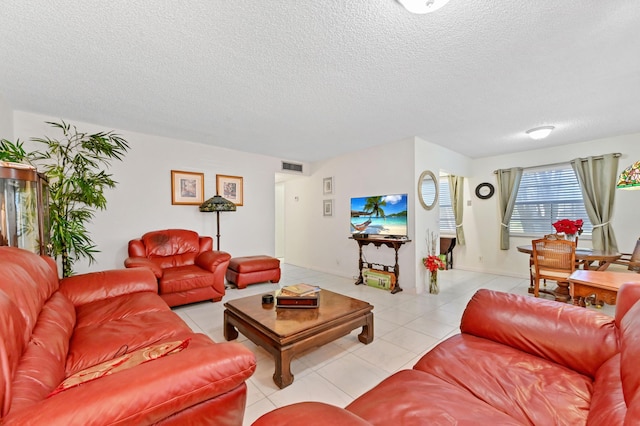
1 1 639 163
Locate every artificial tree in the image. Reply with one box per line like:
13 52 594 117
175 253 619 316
0 121 129 277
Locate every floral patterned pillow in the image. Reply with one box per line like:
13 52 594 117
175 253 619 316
49 338 190 397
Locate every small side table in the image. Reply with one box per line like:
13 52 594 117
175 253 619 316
568 270 640 307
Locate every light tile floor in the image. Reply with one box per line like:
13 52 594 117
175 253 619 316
173 264 615 425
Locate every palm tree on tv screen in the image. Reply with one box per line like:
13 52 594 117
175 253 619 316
363 196 386 218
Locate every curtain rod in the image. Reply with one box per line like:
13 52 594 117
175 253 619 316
493 153 621 174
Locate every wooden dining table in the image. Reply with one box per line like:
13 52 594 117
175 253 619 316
517 245 622 302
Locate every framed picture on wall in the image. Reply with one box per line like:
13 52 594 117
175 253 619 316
323 177 333 195
171 170 204 205
323 199 333 217
216 174 244 206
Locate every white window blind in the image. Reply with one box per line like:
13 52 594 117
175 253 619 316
439 179 456 234
509 165 592 236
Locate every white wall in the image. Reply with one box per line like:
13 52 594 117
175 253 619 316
0 96 13 139
455 133 640 278
282 132 640 292
283 139 415 287
282 137 472 294
12 111 292 274
9 110 640 285
414 138 472 292
274 182 285 258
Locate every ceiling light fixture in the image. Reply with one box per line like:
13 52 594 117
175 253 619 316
526 126 555 140
397 0 450 14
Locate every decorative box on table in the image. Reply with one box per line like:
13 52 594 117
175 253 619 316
276 284 320 308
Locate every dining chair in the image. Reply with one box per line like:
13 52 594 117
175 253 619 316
612 238 640 272
528 233 577 291
531 237 577 298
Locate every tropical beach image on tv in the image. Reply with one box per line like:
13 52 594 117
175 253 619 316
350 194 408 237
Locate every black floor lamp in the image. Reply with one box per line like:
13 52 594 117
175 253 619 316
199 194 236 250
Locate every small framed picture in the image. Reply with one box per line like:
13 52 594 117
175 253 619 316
323 177 333 195
216 174 244 206
171 170 204 205
323 199 333 217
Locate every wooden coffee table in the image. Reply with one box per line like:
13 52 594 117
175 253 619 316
569 270 640 307
223 289 374 388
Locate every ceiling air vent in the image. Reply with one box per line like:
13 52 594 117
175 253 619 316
281 161 303 173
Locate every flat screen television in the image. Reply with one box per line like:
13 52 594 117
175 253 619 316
350 193 408 237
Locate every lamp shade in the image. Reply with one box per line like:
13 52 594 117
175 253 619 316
617 161 640 190
199 195 237 212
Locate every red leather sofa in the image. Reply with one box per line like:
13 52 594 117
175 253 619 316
253 285 640 425
124 229 231 306
0 246 256 425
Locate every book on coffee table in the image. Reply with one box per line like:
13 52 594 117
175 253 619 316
279 283 320 297
277 284 320 308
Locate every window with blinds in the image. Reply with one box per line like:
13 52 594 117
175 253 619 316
509 165 592 236
439 179 456 234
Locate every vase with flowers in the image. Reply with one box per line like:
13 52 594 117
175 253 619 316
423 230 445 294
552 218 584 242
423 255 445 294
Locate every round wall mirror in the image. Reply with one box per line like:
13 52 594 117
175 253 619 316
418 170 438 210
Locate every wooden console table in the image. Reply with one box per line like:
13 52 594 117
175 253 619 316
350 236 411 294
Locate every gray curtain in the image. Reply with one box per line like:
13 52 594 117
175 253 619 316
571 154 619 251
496 168 523 250
448 175 466 246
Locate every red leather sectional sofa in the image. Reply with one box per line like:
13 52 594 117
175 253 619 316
254 285 640 425
0 246 256 425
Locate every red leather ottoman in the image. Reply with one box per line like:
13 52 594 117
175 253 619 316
226 255 281 289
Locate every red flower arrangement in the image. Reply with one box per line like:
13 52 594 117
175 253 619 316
423 255 445 272
552 218 584 236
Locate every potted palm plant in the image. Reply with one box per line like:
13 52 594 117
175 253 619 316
0 121 129 277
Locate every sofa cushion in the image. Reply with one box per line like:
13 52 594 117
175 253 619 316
346 370 522 425
143 229 200 258
9 293 76 412
413 334 593 425
587 354 626 425
160 265 213 294
50 339 190 396
74 291 170 329
66 310 193 375
461 289 619 378
0 249 60 345
620 298 640 421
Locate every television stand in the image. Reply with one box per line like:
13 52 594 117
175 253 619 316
349 236 411 294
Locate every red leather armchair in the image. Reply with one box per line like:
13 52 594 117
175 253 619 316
124 229 231 306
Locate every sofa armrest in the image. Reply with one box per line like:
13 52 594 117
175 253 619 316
195 250 232 272
59 268 158 306
615 282 640 327
4 336 256 425
461 289 619 378
252 402 372 426
124 256 163 278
